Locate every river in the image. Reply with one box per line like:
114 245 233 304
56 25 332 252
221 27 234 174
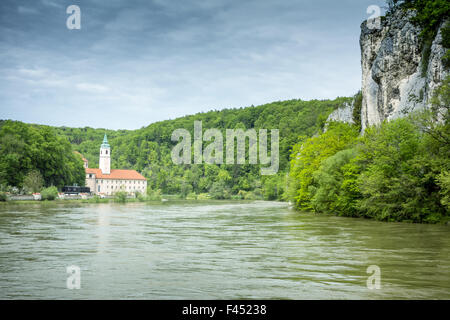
0 201 449 299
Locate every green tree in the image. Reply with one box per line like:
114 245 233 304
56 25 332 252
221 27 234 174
288 122 359 210
437 171 450 211
209 180 231 199
23 170 44 193
311 148 361 216
0 121 85 189
356 117 446 222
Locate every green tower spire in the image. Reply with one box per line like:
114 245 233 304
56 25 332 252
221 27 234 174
101 133 110 148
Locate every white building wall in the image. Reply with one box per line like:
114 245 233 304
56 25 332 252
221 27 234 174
85 177 147 196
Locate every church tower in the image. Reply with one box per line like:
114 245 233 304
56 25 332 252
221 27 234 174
99 134 111 174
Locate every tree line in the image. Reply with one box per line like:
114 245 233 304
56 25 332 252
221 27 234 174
0 120 85 193
288 77 450 223
50 98 351 200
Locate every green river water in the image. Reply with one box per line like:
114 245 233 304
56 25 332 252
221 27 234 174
0 201 449 299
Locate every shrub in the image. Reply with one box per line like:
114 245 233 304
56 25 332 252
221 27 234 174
390 1 450 74
0 192 7 202
209 181 231 200
443 50 450 69
421 38 433 76
442 22 450 69
437 171 450 211
397 0 450 42
114 191 127 203
236 190 247 199
186 192 197 200
147 188 162 201
23 170 44 194
180 182 193 199
244 191 257 200
87 195 109 203
135 191 145 202
197 193 211 200
352 91 363 129
41 186 58 201
253 188 264 199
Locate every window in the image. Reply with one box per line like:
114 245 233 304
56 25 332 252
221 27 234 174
106 150 108 155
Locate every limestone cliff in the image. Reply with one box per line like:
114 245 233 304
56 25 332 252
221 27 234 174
359 10 448 131
326 101 354 125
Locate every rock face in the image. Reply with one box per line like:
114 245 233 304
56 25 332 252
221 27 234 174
326 101 354 124
360 10 448 131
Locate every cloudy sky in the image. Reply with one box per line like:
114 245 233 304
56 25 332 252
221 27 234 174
0 0 385 129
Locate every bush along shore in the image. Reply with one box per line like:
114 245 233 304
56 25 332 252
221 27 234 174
0 188 267 204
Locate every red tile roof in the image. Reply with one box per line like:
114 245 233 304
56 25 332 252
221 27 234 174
86 168 147 180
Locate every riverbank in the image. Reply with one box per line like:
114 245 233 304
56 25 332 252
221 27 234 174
1 197 448 226
0 196 262 206
0 197 160 205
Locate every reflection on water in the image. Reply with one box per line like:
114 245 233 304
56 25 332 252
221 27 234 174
96 205 110 254
0 201 449 299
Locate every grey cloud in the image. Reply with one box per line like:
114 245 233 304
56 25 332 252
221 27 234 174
0 0 386 129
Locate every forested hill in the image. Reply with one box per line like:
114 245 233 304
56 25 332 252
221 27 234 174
50 97 352 198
